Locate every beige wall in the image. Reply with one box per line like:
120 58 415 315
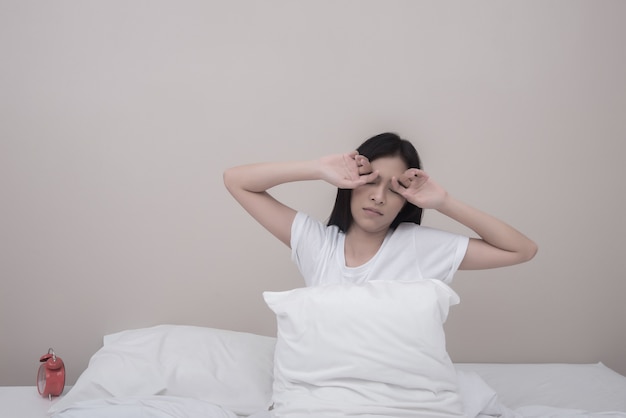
1 1 625 386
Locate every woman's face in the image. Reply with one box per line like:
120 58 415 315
349 155 408 235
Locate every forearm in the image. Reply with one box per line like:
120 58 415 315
223 160 323 247
437 195 538 261
223 160 323 194
222 152 374 248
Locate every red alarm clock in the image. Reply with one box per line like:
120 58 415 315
37 348 65 399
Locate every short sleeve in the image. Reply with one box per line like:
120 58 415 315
290 212 328 285
414 226 469 283
387 224 469 284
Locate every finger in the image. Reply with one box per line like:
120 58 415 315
390 176 405 193
407 168 428 178
411 171 429 187
342 152 361 180
394 174 412 189
403 169 428 185
359 170 379 184
356 156 373 174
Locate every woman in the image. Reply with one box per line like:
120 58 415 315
223 132 537 287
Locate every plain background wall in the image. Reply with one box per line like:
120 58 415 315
1 1 625 386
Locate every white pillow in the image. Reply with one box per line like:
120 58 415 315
263 279 465 418
48 325 276 416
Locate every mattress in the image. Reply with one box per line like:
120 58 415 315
454 362 626 413
2 363 625 418
0 386 69 418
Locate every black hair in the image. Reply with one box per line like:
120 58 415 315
327 132 423 232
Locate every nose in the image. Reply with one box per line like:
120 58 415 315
370 185 385 205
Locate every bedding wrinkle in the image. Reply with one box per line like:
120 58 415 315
5 339 626 417
48 325 276 417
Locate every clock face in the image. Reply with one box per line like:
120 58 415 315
37 363 47 394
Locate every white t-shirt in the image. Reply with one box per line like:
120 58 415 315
291 212 469 287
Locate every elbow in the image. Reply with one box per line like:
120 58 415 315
222 167 237 192
223 166 254 198
521 240 539 263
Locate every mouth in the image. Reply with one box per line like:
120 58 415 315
363 207 383 216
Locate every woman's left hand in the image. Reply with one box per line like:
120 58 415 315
391 168 448 209
393 168 538 269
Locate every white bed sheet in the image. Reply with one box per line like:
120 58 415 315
455 362 626 413
2 363 625 418
0 386 70 418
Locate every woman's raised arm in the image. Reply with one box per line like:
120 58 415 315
391 168 538 269
223 152 378 247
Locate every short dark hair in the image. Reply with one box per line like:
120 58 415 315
327 132 423 232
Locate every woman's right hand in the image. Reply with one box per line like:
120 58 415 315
318 151 379 189
223 151 378 247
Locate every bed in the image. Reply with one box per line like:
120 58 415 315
3 280 625 418
2 361 625 418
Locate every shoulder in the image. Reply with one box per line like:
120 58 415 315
393 222 442 237
290 212 343 284
291 212 341 247
392 222 469 247
293 212 327 234
395 222 459 236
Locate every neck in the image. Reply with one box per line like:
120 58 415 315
344 227 388 267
